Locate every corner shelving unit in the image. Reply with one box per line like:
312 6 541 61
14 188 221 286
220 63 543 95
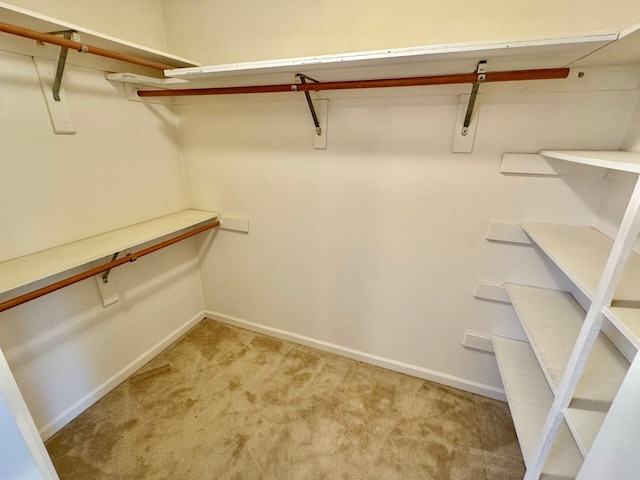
492 149 640 479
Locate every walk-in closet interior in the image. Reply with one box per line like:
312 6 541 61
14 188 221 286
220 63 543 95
2 1 640 478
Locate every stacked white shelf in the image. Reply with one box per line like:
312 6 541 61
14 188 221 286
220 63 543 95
492 149 640 479
492 336 583 478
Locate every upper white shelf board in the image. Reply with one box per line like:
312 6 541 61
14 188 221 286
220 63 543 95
164 33 617 82
0 2 199 68
0 209 218 296
572 22 640 67
540 150 640 174
522 223 640 306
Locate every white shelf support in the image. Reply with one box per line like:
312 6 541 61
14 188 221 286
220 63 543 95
486 222 532 244
473 281 511 303
462 331 494 353
33 57 75 134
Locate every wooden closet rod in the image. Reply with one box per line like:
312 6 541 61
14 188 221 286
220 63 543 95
0 220 220 314
0 21 174 70
137 67 570 97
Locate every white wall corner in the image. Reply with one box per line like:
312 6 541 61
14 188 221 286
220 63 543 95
205 310 506 401
38 311 206 440
620 92 640 152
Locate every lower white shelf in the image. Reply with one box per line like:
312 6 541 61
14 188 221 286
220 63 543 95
505 284 629 410
0 209 218 296
564 408 607 458
605 306 640 350
521 223 640 307
492 336 583 478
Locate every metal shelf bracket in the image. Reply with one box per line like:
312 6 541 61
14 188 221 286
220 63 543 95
461 60 487 136
295 73 322 136
46 30 81 102
101 252 119 284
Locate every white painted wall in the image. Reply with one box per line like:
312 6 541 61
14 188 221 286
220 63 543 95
592 86 640 240
622 92 640 152
0 21 204 446
160 0 640 398
1 1 639 467
175 69 639 394
4 0 168 51
161 0 640 64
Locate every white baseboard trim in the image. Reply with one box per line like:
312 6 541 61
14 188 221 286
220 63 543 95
205 310 506 402
39 310 206 441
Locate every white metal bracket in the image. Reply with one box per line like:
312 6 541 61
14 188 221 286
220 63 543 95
105 73 188 104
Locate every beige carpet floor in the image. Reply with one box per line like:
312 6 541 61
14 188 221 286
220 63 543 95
46 319 525 479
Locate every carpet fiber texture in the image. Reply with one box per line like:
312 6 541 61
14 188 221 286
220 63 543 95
46 319 525 479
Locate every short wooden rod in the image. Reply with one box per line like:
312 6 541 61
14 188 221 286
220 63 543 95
137 67 570 97
0 220 220 314
0 21 174 70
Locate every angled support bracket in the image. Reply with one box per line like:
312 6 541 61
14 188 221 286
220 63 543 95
101 252 120 284
461 60 487 136
45 30 81 102
295 73 322 136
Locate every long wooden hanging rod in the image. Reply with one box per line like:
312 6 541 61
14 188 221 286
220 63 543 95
0 220 220 314
137 67 570 97
0 20 174 70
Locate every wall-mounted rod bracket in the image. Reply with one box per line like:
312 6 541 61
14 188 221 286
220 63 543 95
295 73 322 136
461 60 487 136
49 30 80 102
101 252 119 283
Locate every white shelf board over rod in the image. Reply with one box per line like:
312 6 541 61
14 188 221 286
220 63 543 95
164 33 617 82
0 209 218 296
0 1 199 68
